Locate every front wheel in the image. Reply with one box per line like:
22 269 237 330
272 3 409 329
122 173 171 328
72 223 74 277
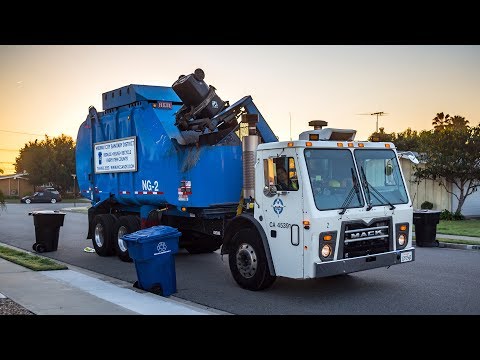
25 199 31 204
50 198 57 204
228 228 276 291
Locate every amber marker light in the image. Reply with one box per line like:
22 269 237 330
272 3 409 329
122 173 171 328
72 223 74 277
181 207 187 212
400 225 407 231
323 234 332 241
385 144 391 148
306 142 313 147
287 142 294 147
358 143 365 147
337 143 343 147
348 143 354 147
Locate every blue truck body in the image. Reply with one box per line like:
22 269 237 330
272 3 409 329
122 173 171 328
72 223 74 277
75 72 276 258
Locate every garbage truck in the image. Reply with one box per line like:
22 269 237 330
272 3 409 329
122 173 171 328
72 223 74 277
75 68 415 290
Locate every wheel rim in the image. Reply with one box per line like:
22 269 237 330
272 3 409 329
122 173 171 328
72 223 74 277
117 225 128 252
26 199 31 204
235 243 258 279
94 223 105 247
51 199 56 203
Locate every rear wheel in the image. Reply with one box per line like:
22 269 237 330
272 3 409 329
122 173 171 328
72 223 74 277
114 215 140 262
25 199 31 204
228 228 276 291
92 214 116 256
50 198 57 204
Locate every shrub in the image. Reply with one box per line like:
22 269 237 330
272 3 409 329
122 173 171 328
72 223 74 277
440 209 465 221
421 201 434 210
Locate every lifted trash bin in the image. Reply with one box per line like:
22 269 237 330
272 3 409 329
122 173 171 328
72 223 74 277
29 210 66 253
122 225 181 297
413 210 441 247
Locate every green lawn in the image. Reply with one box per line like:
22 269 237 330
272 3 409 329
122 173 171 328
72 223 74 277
436 219 480 237
0 245 68 271
414 219 480 237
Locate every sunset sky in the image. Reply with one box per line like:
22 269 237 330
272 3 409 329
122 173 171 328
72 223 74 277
1 45 479 174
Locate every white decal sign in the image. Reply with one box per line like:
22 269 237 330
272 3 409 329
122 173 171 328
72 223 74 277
94 136 137 174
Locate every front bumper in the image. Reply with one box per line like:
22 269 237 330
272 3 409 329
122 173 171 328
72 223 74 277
314 248 415 278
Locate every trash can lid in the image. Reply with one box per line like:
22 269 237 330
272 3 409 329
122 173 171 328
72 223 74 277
122 225 181 243
29 210 66 216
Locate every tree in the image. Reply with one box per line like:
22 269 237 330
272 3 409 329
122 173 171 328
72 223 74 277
392 127 422 152
15 134 76 193
0 167 5 210
414 124 480 214
367 127 395 142
432 112 450 132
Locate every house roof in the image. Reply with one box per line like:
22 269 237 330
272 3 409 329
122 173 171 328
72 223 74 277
0 172 29 180
397 151 420 164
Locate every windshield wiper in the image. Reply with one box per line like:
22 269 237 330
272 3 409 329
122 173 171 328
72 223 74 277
339 168 362 215
360 166 373 211
360 166 396 210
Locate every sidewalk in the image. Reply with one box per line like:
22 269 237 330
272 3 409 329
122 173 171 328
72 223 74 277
1 231 479 315
0 253 228 315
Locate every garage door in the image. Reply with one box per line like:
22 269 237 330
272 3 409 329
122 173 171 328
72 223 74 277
452 186 480 217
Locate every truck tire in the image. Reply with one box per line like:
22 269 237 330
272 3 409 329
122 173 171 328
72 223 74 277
92 214 116 256
114 215 140 262
228 228 276 291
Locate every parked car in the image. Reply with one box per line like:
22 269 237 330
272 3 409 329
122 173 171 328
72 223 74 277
20 189 62 204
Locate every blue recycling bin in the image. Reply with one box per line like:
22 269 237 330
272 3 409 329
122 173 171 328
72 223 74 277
122 225 182 297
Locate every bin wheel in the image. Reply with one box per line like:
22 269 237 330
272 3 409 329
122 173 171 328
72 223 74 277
150 284 163 296
32 243 38 251
133 280 141 289
36 244 46 253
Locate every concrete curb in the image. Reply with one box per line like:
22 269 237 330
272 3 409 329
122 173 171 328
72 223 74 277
413 240 480 251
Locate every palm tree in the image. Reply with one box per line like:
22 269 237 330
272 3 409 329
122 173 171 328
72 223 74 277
432 112 450 131
448 115 469 130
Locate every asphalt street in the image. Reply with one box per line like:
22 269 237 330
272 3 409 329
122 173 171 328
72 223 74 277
1 203 480 315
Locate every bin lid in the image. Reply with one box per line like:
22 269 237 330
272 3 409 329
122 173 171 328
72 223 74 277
29 210 66 216
122 225 182 243
413 209 441 214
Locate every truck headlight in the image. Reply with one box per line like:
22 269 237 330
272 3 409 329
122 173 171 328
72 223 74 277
321 244 332 258
398 234 406 246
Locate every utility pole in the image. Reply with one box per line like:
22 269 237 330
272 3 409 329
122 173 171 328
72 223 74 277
289 112 292 141
357 111 388 133
71 174 77 207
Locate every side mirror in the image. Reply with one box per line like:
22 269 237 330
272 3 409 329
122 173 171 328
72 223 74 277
263 185 278 197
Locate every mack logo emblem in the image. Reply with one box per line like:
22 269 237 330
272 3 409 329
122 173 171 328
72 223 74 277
350 230 383 239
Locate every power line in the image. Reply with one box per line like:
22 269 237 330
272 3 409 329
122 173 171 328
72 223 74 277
0 129 44 136
0 149 20 152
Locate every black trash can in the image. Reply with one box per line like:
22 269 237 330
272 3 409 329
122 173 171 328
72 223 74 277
122 225 182 297
29 210 66 253
413 210 441 247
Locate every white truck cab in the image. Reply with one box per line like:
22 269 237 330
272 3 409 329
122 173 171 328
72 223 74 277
224 123 415 291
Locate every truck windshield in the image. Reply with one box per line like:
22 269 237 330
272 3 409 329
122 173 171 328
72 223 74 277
354 149 408 206
305 149 364 211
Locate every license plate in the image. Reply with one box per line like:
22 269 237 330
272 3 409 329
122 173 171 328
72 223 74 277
401 251 412 263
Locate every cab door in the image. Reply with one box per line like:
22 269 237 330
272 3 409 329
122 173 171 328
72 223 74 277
259 148 305 278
